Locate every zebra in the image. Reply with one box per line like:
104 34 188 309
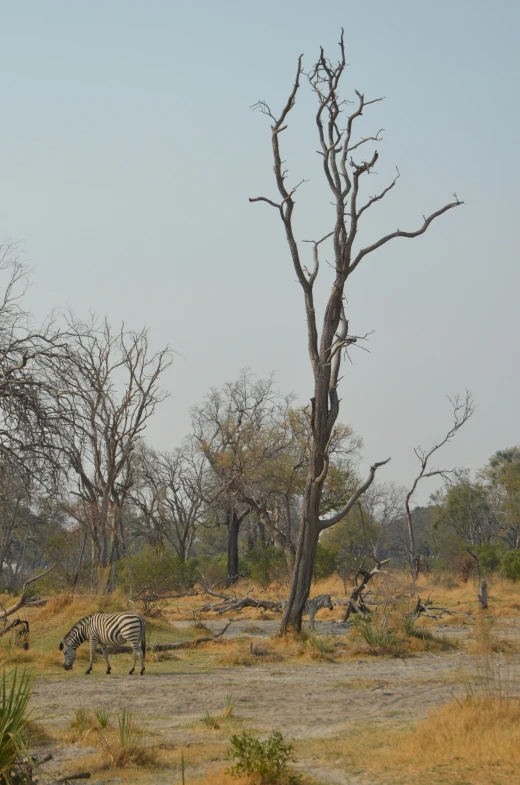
280 594 334 629
59 612 146 675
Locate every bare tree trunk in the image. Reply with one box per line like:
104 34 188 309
405 497 418 582
227 509 240 587
477 579 488 609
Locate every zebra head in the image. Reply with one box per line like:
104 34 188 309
59 637 77 670
324 594 334 611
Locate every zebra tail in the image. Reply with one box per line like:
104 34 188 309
140 618 146 657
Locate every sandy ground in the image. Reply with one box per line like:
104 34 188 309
28 614 520 784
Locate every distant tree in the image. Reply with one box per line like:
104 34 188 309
54 316 172 591
481 447 520 548
404 393 474 580
130 441 207 561
193 370 362 583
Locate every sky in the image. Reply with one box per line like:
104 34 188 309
1 0 518 504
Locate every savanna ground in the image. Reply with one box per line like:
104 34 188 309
4 573 520 785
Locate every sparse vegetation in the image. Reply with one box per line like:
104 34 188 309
0 666 33 784
227 730 302 785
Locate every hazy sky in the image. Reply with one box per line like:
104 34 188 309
1 1 518 503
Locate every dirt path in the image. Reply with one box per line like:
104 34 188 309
31 652 475 740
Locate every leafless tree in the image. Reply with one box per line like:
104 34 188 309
250 32 462 631
130 441 207 561
405 391 474 580
0 241 69 484
53 316 172 591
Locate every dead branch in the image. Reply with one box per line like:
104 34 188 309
405 391 474 580
342 556 391 622
0 565 55 620
412 595 473 620
0 619 29 649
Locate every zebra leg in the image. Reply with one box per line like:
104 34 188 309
86 636 98 674
309 609 316 629
102 647 111 675
139 644 145 676
129 647 138 675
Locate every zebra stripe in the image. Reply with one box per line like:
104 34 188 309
59 612 146 675
280 594 334 628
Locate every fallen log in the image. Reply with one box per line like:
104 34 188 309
194 581 283 615
413 595 473 620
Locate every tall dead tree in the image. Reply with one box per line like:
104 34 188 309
405 392 474 580
250 32 463 632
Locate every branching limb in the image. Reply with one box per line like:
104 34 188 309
350 197 463 274
319 457 391 530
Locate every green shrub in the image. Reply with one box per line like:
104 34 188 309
357 619 398 649
477 544 502 574
202 711 219 729
117 546 200 598
196 554 228 586
95 709 111 729
226 730 302 784
242 547 288 589
313 545 338 581
502 550 520 581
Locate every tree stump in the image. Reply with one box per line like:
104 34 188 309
477 579 488 610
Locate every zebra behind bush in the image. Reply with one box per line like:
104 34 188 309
59 612 146 675
280 594 334 629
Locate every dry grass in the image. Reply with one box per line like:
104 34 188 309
470 615 517 654
363 695 520 784
315 652 520 785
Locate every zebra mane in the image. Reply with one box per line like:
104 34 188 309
62 615 93 642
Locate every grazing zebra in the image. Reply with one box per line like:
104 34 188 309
280 594 334 629
59 612 146 675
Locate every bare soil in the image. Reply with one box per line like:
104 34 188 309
30 616 504 784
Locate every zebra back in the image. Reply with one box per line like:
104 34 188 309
304 594 334 614
61 612 145 651
279 594 334 616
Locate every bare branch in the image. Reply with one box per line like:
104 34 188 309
319 457 391 530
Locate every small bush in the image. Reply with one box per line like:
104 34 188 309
98 708 154 769
304 636 335 661
357 619 399 649
455 555 474 583
95 709 111 729
203 712 220 729
70 706 89 734
501 550 520 581
226 730 302 784
117 546 200 610
222 692 236 719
